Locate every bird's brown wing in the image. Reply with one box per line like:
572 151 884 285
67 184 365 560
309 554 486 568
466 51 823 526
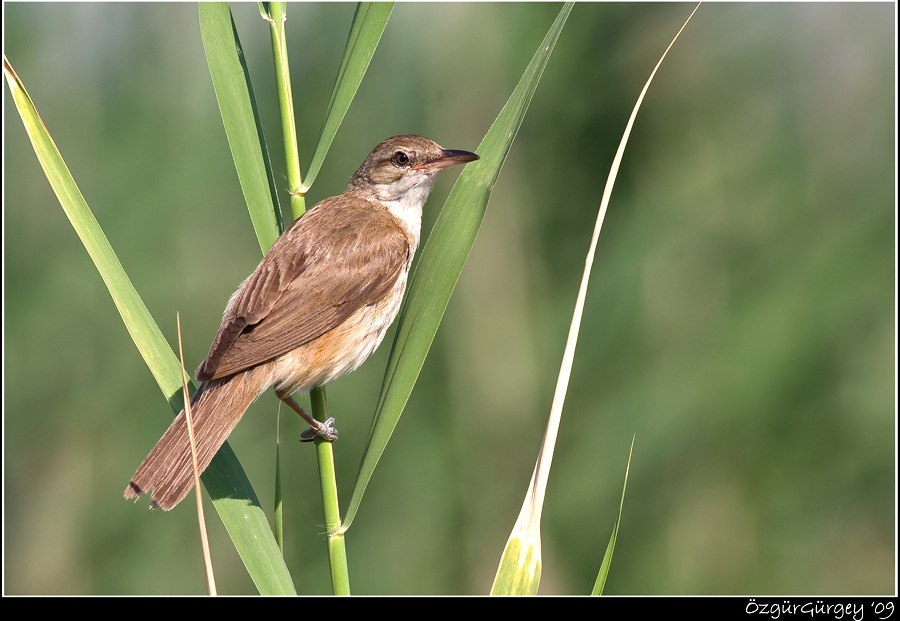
196 196 411 381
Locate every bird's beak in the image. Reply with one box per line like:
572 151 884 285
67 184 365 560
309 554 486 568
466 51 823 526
415 149 480 171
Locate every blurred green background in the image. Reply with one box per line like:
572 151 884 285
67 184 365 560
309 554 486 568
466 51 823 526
3 3 895 595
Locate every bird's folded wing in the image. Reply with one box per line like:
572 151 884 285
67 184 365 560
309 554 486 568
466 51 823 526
196 197 410 381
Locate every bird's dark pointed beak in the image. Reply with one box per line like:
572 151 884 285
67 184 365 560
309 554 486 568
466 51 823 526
415 149 480 171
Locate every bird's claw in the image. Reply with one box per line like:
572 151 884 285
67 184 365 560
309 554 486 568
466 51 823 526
300 417 339 442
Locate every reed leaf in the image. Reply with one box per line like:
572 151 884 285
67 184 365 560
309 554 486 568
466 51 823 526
302 2 394 192
343 2 575 529
3 52 295 595
200 2 284 248
491 4 699 594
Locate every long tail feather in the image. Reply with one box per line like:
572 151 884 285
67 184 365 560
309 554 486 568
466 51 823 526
124 364 272 510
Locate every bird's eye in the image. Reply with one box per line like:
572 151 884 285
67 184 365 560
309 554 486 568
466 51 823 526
391 151 411 167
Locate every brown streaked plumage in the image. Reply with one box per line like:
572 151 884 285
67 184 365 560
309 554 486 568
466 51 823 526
125 135 479 510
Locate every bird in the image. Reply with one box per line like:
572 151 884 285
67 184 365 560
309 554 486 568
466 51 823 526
124 134 479 510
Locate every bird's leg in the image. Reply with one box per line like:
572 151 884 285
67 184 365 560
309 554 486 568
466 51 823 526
276 389 339 442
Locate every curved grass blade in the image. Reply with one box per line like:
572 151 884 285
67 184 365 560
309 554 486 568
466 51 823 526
592 437 634 595
342 2 575 530
301 2 393 192
200 2 284 247
492 4 700 595
4 54 295 595
3 56 185 406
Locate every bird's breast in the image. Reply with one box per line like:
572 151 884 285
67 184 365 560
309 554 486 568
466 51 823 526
270 266 410 396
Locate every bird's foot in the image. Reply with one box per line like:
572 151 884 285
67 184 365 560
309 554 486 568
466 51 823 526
300 417 339 442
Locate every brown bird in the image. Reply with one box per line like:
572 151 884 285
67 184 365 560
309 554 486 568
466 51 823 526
125 135 479 510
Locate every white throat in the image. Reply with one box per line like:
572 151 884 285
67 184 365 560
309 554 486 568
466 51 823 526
376 175 439 250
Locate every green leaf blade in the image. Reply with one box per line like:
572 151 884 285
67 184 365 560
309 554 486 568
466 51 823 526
200 2 283 247
342 2 574 529
302 2 394 191
592 438 635 595
3 55 182 401
5 47 295 596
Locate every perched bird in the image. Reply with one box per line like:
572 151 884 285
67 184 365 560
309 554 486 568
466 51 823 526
125 135 479 510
